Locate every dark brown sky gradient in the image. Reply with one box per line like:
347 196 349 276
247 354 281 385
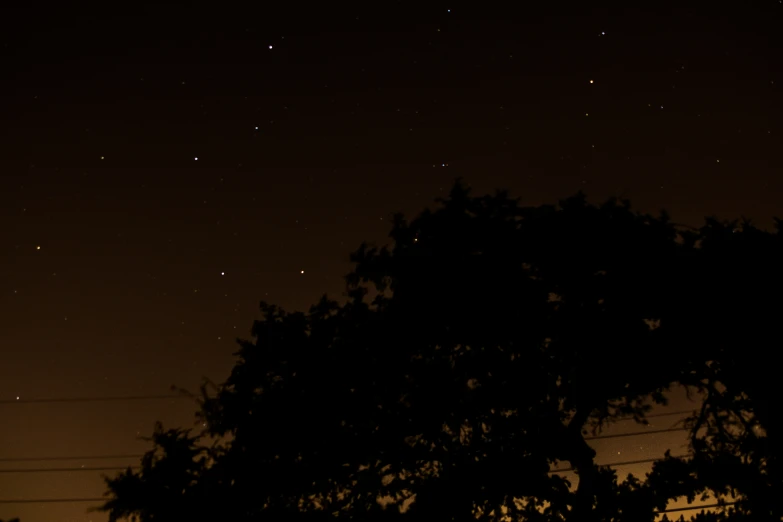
1 3 781 520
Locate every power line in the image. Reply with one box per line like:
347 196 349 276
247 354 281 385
0 499 742 512
0 394 188 405
0 457 744 513
658 501 738 514
1 396 692 410
0 389 696 415
0 394 724 509
549 454 690 474
1 452 694 476
0 497 105 504
615 409 695 422
586 427 689 441
1 394 695 425
0 453 144 463
0 454 690 475
0 466 138 474
0 426 692 465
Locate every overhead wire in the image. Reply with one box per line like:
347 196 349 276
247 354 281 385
0 405 704 505
586 426 689 440
613 409 695 421
0 498 743 513
658 501 738 514
0 394 188 405
0 453 693 476
0 410 694 466
0 466 139 474
548 454 690 474
0 497 106 504
0 445 740 514
0 454 144 463
0 422 691 466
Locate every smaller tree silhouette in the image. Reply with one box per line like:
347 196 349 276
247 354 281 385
643 217 783 521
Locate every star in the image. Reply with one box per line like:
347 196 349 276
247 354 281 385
194 157 199 161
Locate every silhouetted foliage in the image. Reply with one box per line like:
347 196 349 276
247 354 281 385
98 179 781 521
644 215 783 521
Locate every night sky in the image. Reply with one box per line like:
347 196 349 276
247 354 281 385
1 3 781 521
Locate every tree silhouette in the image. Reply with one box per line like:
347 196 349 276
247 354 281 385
644 216 783 521
98 179 780 521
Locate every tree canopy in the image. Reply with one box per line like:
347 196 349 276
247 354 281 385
98 179 782 522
